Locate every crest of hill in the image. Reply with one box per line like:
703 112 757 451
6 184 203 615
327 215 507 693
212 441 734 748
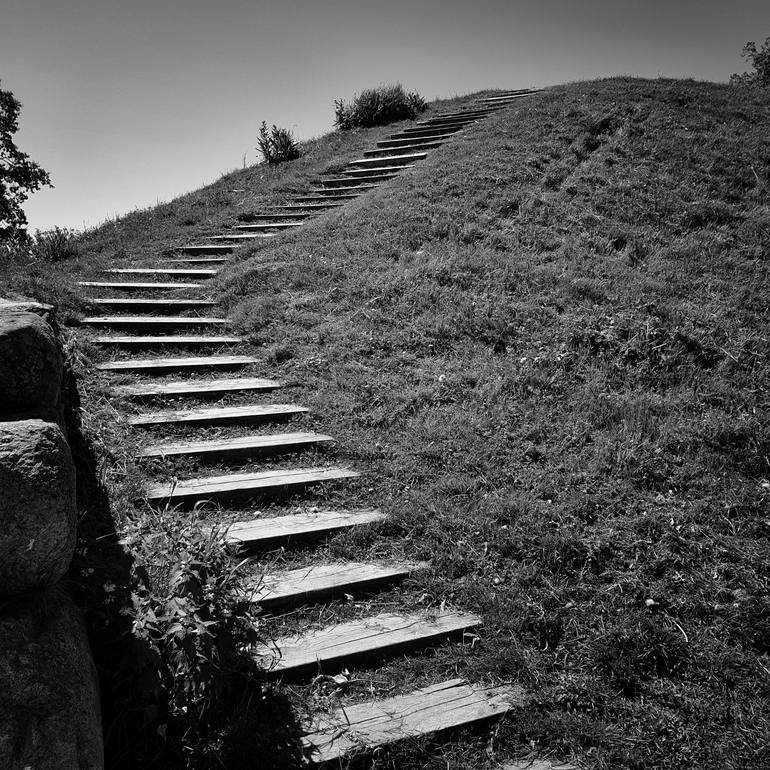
212 76 769 769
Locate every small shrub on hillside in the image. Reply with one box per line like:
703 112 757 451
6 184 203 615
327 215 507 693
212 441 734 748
256 121 301 165
334 83 427 129
33 226 81 261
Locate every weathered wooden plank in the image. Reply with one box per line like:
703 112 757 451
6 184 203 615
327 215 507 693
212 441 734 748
396 124 464 137
232 222 303 231
225 509 385 549
261 609 480 677
291 193 364 203
377 135 448 147
145 466 357 505
363 143 442 158
343 164 415 176
81 316 228 330
179 244 234 255
209 232 278 241
128 403 307 427
96 354 258 373
434 108 501 118
105 267 218 277
252 561 422 611
275 203 343 211
161 256 230 264
92 334 243 348
77 281 203 291
303 678 522 764
88 298 216 312
138 431 332 460
112 376 279 398
238 212 313 221
348 152 427 168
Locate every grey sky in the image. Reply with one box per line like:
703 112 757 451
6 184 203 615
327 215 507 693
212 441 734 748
2 0 768 232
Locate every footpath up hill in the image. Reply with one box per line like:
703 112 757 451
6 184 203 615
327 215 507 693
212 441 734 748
2 78 769 769
213 77 770 768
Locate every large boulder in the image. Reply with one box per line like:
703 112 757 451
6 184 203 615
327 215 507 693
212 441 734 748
0 420 76 595
0 588 104 769
0 308 63 417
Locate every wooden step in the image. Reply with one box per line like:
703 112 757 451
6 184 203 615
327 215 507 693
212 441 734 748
77 281 203 292
112 376 280 399
226 508 385 549
363 142 442 157
105 268 218 278
291 192 364 203
317 175 396 188
96 354 258 374
348 152 426 168
342 164 414 176
138 431 332 460
160 257 230 265
87 298 216 313
294 186 378 199
396 125 463 138
415 116 480 128
81 315 228 331
92 334 243 349
145 466 358 506
275 203 344 211
434 108 501 119
128 403 307 427
179 244 234 255
252 561 421 611
478 94 531 103
377 134 449 147
209 233 278 241
238 212 312 221
481 88 537 98
260 609 480 678
303 678 521 764
231 221 304 231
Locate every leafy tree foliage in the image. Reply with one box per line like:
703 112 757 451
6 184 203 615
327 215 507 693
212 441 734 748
0 82 51 239
731 37 770 87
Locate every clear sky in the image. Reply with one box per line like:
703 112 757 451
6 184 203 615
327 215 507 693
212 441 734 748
2 0 769 232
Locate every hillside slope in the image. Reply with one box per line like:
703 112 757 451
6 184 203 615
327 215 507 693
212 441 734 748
210 77 770 769
4 78 769 769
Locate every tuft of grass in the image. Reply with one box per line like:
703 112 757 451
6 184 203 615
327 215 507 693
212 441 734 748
334 83 427 129
33 226 82 261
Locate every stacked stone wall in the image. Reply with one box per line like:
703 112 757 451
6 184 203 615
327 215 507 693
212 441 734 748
0 300 103 770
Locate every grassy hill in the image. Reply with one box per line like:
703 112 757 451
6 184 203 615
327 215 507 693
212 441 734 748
5 78 770 769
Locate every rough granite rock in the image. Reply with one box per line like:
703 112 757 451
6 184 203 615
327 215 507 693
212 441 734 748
0 589 104 769
0 308 63 415
0 419 77 595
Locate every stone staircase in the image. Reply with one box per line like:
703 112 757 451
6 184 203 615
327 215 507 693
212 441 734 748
77 88 539 764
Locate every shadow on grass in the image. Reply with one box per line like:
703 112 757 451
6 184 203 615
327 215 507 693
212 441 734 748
62 365 305 769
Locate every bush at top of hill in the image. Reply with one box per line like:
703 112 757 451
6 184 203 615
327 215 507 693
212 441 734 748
334 83 427 129
731 36 770 87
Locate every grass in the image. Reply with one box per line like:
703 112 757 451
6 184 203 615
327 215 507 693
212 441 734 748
3 78 769 768
210 77 770 769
